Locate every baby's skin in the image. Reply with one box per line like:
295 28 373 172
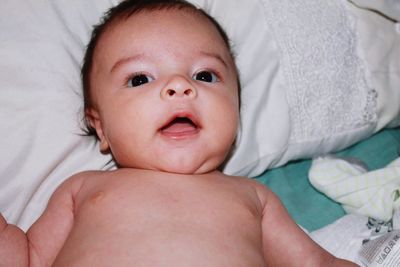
30 169 267 266
1 168 358 266
23 169 341 266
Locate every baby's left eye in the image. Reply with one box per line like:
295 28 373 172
127 74 154 88
193 71 219 83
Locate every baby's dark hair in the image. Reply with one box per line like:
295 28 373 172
81 0 237 139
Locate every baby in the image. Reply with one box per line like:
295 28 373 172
0 0 357 266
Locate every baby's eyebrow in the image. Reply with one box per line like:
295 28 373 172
198 51 228 69
110 54 145 73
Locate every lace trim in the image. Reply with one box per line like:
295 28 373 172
260 0 377 142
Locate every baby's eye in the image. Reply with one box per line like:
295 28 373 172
193 71 219 83
127 74 154 87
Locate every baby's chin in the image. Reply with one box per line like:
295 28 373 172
114 151 228 175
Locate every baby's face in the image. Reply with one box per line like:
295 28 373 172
88 9 239 174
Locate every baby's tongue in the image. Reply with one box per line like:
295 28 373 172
162 119 196 134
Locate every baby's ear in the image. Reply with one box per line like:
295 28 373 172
85 108 110 153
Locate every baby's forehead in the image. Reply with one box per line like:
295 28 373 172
95 8 233 64
106 8 203 31
100 7 229 49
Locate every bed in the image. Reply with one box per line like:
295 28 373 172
1 0 399 265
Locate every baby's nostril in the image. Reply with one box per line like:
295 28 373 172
167 89 175 96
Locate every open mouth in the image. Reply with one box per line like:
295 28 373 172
160 116 199 137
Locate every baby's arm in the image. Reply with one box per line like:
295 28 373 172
0 174 83 266
256 183 358 266
0 213 28 267
26 175 83 266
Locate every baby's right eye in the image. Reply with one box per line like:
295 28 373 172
127 74 154 87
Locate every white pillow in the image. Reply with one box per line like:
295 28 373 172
0 0 399 230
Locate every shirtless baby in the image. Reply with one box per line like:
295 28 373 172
0 0 358 266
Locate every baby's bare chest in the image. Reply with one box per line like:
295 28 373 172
55 175 266 266
77 177 261 234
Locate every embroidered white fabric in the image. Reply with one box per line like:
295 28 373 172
261 0 377 144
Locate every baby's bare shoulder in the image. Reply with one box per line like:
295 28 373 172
65 169 132 188
216 173 275 210
54 170 117 201
228 175 272 199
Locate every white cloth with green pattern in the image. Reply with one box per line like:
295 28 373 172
309 156 400 222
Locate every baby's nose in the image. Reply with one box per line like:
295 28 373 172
160 75 197 99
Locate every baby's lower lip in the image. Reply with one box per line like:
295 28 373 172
159 122 200 140
160 129 200 140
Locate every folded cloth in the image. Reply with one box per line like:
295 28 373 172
311 209 400 265
309 156 400 222
311 213 371 263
